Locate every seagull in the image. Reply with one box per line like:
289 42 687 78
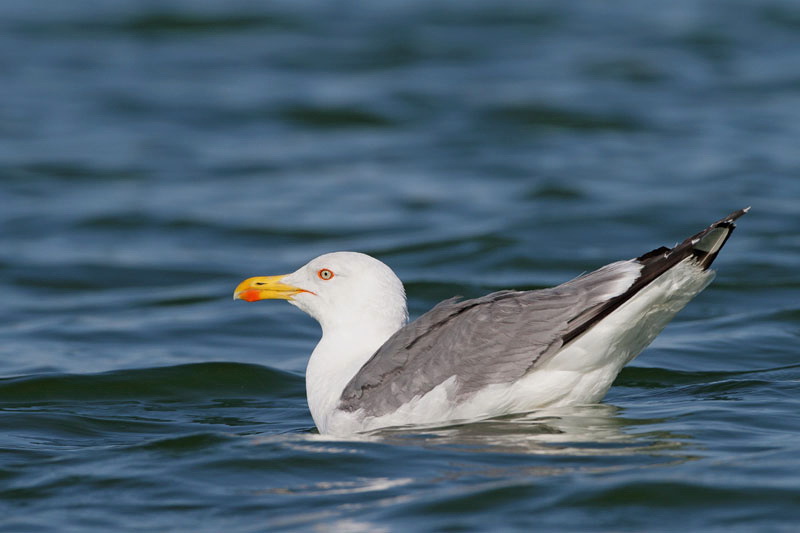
234 208 748 435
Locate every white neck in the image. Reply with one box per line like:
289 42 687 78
305 319 403 433
277 251 409 432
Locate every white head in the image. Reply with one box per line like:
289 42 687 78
234 252 408 336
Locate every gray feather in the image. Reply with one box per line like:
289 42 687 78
338 261 639 417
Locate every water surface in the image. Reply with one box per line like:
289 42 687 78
2 1 800 531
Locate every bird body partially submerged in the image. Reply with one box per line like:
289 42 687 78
235 208 748 435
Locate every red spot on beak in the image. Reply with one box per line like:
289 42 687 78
239 290 262 302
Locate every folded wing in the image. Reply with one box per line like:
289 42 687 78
338 207 748 419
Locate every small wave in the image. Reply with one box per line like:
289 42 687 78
132 432 234 453
484 103 645 132
616 363 800 390
615 366 746 388
279 105 396 129
18 13 303 38
0 362 304 404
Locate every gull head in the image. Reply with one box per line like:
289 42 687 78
234 251 408 335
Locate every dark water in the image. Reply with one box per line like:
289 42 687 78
2 0 800 531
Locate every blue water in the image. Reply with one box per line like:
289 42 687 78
2 1 800 531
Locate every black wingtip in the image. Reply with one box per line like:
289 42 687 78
686 207 749 270
560 208 747 348
633 206 748 279
721 206 750 224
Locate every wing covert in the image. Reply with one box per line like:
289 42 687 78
338 260 642 417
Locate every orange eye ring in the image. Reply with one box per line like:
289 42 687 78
317 268 334 280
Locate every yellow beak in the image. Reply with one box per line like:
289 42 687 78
233 275 307 302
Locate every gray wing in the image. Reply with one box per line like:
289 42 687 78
338 207 748 418
338 260 640 418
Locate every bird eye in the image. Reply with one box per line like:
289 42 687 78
317 268 334 280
